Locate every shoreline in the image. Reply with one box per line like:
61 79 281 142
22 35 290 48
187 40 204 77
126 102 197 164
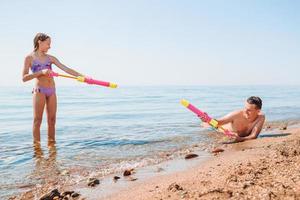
9 121 300 200
105 126 300 200
12 142 213 200
75 151 210 199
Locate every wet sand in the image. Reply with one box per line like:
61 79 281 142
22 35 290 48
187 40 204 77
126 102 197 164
10 122 300 200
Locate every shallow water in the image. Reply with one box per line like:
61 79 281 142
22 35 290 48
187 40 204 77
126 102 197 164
0 85 300 198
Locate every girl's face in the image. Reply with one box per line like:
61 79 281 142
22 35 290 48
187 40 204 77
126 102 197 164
38 38 51 53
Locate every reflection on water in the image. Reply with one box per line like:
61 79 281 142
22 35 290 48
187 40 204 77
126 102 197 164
29 142 60 186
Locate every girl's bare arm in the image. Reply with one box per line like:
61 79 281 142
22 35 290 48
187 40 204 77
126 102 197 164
22 56 44 82
50 55 83 77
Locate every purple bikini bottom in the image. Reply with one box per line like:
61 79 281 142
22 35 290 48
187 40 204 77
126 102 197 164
32 87 56 97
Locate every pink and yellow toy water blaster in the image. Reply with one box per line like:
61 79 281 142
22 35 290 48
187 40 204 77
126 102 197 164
50 72 117 88
180 99 234 137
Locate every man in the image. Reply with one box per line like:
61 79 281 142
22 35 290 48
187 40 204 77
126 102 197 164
201 96 265 142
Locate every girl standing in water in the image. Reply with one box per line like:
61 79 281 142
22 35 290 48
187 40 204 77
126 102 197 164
22 33 83 144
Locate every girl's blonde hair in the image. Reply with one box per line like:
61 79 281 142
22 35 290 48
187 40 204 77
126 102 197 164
33 33 50 51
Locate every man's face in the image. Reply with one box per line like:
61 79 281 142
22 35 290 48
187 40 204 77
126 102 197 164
244 102 260 120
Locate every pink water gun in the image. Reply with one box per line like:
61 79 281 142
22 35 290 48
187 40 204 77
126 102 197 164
180 99 234 137
50 72 117 88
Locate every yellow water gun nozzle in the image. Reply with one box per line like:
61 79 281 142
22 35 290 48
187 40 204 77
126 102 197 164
180 99 190 107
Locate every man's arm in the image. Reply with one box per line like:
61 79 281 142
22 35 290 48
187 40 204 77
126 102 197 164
235 115 265 142
199 110 239 129
216 111 240 126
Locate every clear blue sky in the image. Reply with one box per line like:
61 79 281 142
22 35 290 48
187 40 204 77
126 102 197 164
0 0 299 86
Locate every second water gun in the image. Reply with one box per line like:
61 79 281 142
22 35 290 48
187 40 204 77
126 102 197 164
180 99 234 137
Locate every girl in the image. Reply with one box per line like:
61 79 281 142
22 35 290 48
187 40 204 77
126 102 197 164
22 33 83 144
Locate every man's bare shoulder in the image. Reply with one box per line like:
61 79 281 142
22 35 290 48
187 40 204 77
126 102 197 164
258 111 265 117
230 110 244 117
221 110 243 121
257 112 265 120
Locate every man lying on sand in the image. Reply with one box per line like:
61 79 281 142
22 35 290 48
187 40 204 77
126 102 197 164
201 96 265 142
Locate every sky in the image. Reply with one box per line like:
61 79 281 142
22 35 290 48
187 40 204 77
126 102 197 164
0 0 299 86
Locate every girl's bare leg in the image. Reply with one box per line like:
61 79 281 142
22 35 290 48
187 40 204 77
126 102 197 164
33 92 46 143
46 94 57 144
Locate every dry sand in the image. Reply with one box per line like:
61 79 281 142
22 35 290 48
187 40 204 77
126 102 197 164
105 127 300 200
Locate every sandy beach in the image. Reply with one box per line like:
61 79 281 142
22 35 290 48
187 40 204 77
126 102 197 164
11 122 300 200
104 125 300 200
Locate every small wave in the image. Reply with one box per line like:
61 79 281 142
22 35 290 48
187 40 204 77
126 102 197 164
63 138 168 148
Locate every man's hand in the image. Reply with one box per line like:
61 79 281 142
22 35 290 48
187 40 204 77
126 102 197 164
233 134 244 142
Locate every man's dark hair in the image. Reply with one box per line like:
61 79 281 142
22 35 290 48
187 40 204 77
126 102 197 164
247 96 262 109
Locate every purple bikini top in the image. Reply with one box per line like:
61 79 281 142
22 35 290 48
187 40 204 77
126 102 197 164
31 56 52 73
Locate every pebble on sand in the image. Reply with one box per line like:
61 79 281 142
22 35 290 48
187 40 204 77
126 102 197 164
87 178 100 187
184 153 199 159
113 176 121 181
123 169 134 176
211 148 224 154
39 189 60 200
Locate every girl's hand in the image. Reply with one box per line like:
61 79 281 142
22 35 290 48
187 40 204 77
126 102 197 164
41 69 51 76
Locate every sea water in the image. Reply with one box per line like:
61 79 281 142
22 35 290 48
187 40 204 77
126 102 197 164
0 85 299 198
